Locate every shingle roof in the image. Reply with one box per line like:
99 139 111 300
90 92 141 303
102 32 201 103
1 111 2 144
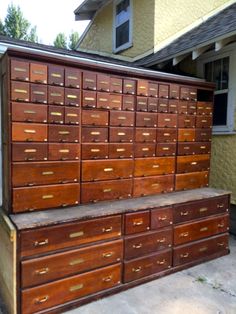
74 0 109 21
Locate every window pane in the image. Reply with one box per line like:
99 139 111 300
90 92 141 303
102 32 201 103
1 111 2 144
116 0 130 25
213 93 228 126
222 57 229 89
116 20 129 48
213 59 222 90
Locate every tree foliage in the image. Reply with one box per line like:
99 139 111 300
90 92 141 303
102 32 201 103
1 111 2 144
69 31 79 50
53 33 67 49
53 31 79 50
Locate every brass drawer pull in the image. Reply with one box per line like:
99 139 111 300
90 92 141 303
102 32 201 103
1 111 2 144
35 296 49 304
180 253 189 258
132 266 142 273
91 131 100 135
200 227 208 232
164 118 171 122
112 100 121 104
91 114 100 118
42 171 54 176
125 84 133 88
33 91 45 95
103 188 112 193
59 131 70 135
70 284 84 292
99 98 108 102
102 227 113 233
160 104 167 107
103 276 112 282
164 133 170 136
14 67 27 72
24 110 36 114
69 258 84 266
217 204 224 208
152 164 159 168
50 112 62 116
218 223 225 228
180 232 189 237
142 148 149 151
118 116 126 120
69 231 84 238
51 73 61 78
34 239 49 247
24 149 37 153
200 146 206 149
180 211 189 216
199 207 208 212
50 92 62 97
157 238 166 243
42 195 54 199
67 113 78 117
133 220 143 226
67 75 78 80
103 252 113 258
190 162 197 165
133 243 142 249
91 149 100 152
142 132 150 136
118 132 125 136
14 88 27 93
35 267 49 275
117 148 125 152
85 97 95 101
24 129 36 134
151 183 159 187
157 259 166 265
183 147 190 150
104 168 113 172
138 102 146 105
162 147 170 151
158 216 167 221
199 246 208 252
59 149 69 153
67 95 77 99
217 242 225 247
201 119 207 123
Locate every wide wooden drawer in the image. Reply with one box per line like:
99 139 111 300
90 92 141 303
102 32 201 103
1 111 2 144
82 143 108 160
110 111 134 127
177 142 211 155
196 116 213 128
157 114 177 128
175 171 209 191
176 154 210 173
11 81 29 102
12 123 48 142
21 263 121 314
124 228 172 260
31 84 47 104
134 157 175 177
11 59 29 81
123 95 135 111
109 143 133 159
81 179 132 203
136 112 157 127
195 129 212 142
173 233 229 266
174 214 229 245
178 129 195 142
178 115 196 128
48 143 80 160
134 143 156 158
12 161 79 187
82 91 96 108
197 102 213 116
11 102 47 123
123 249 172 283
82 110 108 126
48 86 64 105
13 183 80 213
135 128 156 142
48 125 79 143
20 215 122 257
156 143 176 156
151 207 173 229
64 88 80 107
173 196 229 224
133 175 174 197
82 127 108 143
21 239 123 288
109 127 134 143
156 128 177 142
125 211 150 235
12 143 48 161
82 159 133 181
65 67 81 88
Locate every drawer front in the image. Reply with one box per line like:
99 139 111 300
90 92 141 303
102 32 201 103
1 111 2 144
109 143 133 159
97 74 110 92
175 171 209 191
151 207 173 229
82 159 133 181
196 116 213 128
137 97 148 111
178 101 188 114
134 157 175 177
48 125 80 143
110 94 122 110
124 249 172 283
158 114 177 128
195 129 212 142
13 183 80 213
124 228 172 260
189 88 197 101
21 264 121 314
48 143 80 160
82 127 108 143
125 211 150 235
82 110 108 126
21 239 123 288
81 179 132 203
197 102 213 116
48 86 64 105
11 102 47 123
174 214 229 245
178 115 196 128
133 175 174 197
30 63 47 84
180 87 190 100
83 71 97 90
82 91 96 108
169 84 179 100
30 84 47 104
20 215 122 257
135 128 156 143
156 143 176 156
176 154 210 173
123 79 136 95
65 67 81 88
178 129 195 142
48 65 64 86
110 77 122 93
123 95 135 111
168 100 178 114
11 81 29 102
136 112 157 127
158 99 168 113
173 196 229 224
64 88 80 107
148 98 158 112
137 80 148 96
156 128 177 142
97 92 110 109
173 233 229 266
109 127 134 143
148 82 158 98
188 102 197 115
12 123 48 142
82 143 108 160
110 111 134 127
11 59 29 81
65 107 80 125
48 105 64 124
159 84 169 99
177 142 211 155
12 143 48 162
12 161 79 187
134 143 156 158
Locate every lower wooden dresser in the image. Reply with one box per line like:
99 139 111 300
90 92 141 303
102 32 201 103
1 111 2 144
0 188 230 314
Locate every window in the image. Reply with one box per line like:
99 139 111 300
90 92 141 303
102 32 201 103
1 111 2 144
113 0 132 52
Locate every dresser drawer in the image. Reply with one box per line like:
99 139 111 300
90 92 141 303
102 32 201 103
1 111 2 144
110 77 122 93
134 143 156 157
123 249 172 283
109 143 133 159
82 91 96 108
133 175 174 197
123 95 135 111
97 73 110 92
65 67 81 88
134 157 175 177
135 128 156 143
82 143 108 160
174 214 229 245
137 80 148 96
175 171 209 191
48 65 64 86
168 100 178 113
13 183 80 213
65 107 80 125
159 84 169 99
197 102 213 116
20 215 122 257
173 233 229 267
169 84 179 100
97 92 110 109
21 239 123 288
81 179 132 203
11 102 47 123
83 71 96 90
177 142 211 155
180 87 190 100
11 81 29 102
11 59 29 81
151 207 173 229
30 63 47 84
49 143 80 160
195 129 212 142
158 114 177 128
48 86 64 105
12 123 48 142
110 111 134 127
30 84 47 104
156 143 176 156
82 127 108 143
110 127 134 143
12 161 79 187
82 159 133 181
148 98 158 112
64 88 80 107
178 115 196 128
158 99 168 113
123 79 136 95
12 143 48 161
177 154 210 173
178 129 195 142
125 211 150 235
48 105 64 124
196 116 213 128
48 125 79 143
148 82 158 98
82 110 108 126
188 102 197 115
21 263 121 314
178 101 188 114
137 97 148 111
189 87 197 101
156 128 177 142
110 94 122 110
136 112 157 127
124 228 172 260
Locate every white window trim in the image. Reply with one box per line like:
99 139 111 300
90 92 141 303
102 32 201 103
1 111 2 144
113 0 133 53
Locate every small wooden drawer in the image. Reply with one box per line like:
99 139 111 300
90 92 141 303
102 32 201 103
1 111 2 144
110 111 134 127
65 67 81 88
189 88 197 101
159 84 169 99
48 65 64 86
65 107 80 125
82 159 133 181
82 91 96 108
177 142 211 155
12 122 48 142
123 249 172 283
110 77 122 93
158 99 168 113
136 112 157 127
11 59 29 81
174 214 229 245
151 207 173 229
82 127 108 143
137 97 148 112
178 101 188 114
177 154 210 173
82 144 108 160
175 171 209 191
148 98 158 112
49 143 80 161
11 81 29 102
123 95 135 111
137 80 148 96
180 87 190 100
148 82 158 98
30 84 47 104
197 102 213 115
81 179 132 203
123 79 136 95
96 92 110 109
156 143 176 156
124 228 172 260
21 239 123 288
30 63 47 84
109 127 134 143
133 175 174 197
135 128 156 143
48 86 64 105
169 84 179 100
13 183 80 213
48 125 80 143
110 94 122 110
156 128 177 142
195 129 212 142
64 88 80 107
188 102 197 115
48 105 64 124
178 115 196 128
173 233 229 267
12 143 48 162
134 157 175 177
109 143 133 159
97 73 110 92
134 143 156 158
21 264 121 314
82 110 108 126
168 100 178 113
125 211 150 235
12 161 79 187
83 71 97 90
178 129 195 142
196 116 213 128
11 102 47 123
158 113 177 128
